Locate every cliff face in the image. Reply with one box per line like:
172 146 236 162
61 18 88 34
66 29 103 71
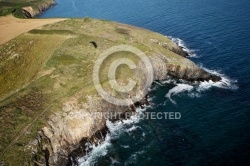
22 0 56 18
40 55 221 165
0 0 56 17
150 54 221 82
0 18 221 165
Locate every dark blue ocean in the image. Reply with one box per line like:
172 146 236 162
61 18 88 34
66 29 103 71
40 0 250 165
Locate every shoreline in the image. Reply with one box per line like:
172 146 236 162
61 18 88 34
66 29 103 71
22 0 56 18
0 12 221 166
0 0 56 18
66 96 150 165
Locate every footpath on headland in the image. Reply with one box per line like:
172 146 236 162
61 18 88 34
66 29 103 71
0 15 66 45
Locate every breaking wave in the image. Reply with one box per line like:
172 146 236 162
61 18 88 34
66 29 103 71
166 84 194 104
78 68 238 164
168 36 198 57
165 67 238 104
78 108 146 166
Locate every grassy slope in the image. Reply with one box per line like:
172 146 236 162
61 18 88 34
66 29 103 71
0 18 185 165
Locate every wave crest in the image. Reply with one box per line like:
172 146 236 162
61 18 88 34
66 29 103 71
168 36 198 57
165 67 238 104
78 108 145 166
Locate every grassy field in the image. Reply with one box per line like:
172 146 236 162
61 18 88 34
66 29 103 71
0 18 189 165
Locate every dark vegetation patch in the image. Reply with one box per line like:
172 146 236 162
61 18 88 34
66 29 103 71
115 27 130 35
29 29 75 35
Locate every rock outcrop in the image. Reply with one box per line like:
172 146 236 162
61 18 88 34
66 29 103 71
35 54 221 165
36 95 149 165
22 0 56 18
0 18 221 165
149 54 221 82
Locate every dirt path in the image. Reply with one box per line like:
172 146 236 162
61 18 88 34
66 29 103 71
0 105 51 158
0 15 66 45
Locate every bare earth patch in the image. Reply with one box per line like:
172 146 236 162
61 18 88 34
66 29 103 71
0 15 66 45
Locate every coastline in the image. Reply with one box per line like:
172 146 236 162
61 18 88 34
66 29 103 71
22 0 56 18
0 0 56 18
0 0 247 165
0 3 222 165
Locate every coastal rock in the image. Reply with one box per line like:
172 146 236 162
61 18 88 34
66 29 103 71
149 53 221 82
22 0 56 18
40 54 221 165
150 38 189 57
0 18 221 165
40 96 132 165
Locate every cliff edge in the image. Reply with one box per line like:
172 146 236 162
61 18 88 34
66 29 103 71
0 18 221 165
0 0 56 18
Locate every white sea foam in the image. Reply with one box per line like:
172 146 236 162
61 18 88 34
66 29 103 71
161 78 177 84
166 84 194 104
124 150 146 166
165 67 238 104
121 145 130 148
154 81 164 86
200 66 238 90
127 125 139 133
78 108 145 166
78 66 238 165
168 36 198 57
78 134 111 166
110 157 120 165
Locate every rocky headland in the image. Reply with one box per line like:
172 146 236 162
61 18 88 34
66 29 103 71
22 0 56 18
0 17 221 165
0 0 56 18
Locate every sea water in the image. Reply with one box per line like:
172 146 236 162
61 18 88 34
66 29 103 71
40 0 250 165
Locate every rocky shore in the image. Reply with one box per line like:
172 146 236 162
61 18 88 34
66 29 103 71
0 0 56 18
34 38 221 165
22 0 56 18
0 18 221 165
40 56 221 165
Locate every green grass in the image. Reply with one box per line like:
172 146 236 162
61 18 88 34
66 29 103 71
0 34 68 102
0 18 189 165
